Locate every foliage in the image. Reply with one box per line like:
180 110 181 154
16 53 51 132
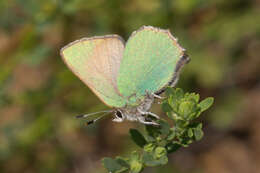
102 88 214 173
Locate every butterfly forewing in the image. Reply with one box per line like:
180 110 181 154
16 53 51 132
117 26 185 102
60 35 126 107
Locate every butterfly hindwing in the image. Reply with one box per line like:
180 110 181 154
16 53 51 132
61 35 126 107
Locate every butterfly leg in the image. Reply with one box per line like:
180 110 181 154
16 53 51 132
151 93 165 99
138 116 159 125
145 90 165 99
144 111 160 119
137 108 160 119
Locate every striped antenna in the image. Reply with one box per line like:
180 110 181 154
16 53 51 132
75 110 113 119
85 111 112 126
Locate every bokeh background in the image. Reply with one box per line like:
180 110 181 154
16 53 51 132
1 0 260 172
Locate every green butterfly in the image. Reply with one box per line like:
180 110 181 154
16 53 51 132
60 26 189 125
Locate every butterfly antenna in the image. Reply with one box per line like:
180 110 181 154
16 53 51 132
85 111 112 126
75 110 113 119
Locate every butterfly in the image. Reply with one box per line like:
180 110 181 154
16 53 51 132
60 26 189 125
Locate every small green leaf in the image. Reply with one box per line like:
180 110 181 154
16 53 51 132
166 142 181 153
102 157 127 173
197 123 202 129
194 128 204 141
188 93 200 103
175 119 189 128
175 88 184 100
146 125 160 138
145 135 156 142
167 128 176 141
142 151 168 167
178 101 194 119
130 161 142 173
131 151 140 160
188 128 193 138
129 129 147 148
190 106 201 119
170 88 184 106
115 157 130 169
189 122 201 128
158 120 170 135
154 147 167 159
144 143 155 153
162 102 173 113
129 152 143 173
156 136 162 142
157 155 168 165
199 97 214 112
165 87 174 97
143 152 158 166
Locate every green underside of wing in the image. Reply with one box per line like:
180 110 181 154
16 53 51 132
62 39 126 108
62 27 184 108
117 28 183 105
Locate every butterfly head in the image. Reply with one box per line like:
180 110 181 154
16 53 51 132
115 110 123 119
112 109 125 122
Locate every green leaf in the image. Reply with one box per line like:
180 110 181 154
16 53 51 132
188 93 200 103
188 128 193 138
102 157 128 173
129 152 143 173
199 97 214 112
131 151 140 160
162 102 173 113
166 142 181 153
193 128 204 141
175 88 184 100
169 88 184 106
154 147 167 159
143 147 168 167
157 155 168 165
145 135 156 142
189 122 201 128
129 129 147 148
178 101 194 119
197 123 202 129
165 87 174 97
146 125 160 138
190 106 201 119
143 152 158 166
158 120 170 135
175 119 189 128
144 143 155 153
115 157 130 169
143 152 167 167
130 161 142 173
167 128 176 141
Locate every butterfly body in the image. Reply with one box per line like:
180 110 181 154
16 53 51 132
60 26 189 125
113 91 156 124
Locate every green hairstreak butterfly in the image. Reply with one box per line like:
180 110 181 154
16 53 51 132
60 26 189 125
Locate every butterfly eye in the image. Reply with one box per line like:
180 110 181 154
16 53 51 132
115 110 123 118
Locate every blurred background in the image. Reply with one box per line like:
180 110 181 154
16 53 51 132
1 0 260 172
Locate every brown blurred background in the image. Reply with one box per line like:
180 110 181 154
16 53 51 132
0 0 260 173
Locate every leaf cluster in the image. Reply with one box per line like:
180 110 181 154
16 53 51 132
102 88 214 173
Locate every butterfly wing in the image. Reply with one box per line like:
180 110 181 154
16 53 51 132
60 35 126 107
117 26 188 102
